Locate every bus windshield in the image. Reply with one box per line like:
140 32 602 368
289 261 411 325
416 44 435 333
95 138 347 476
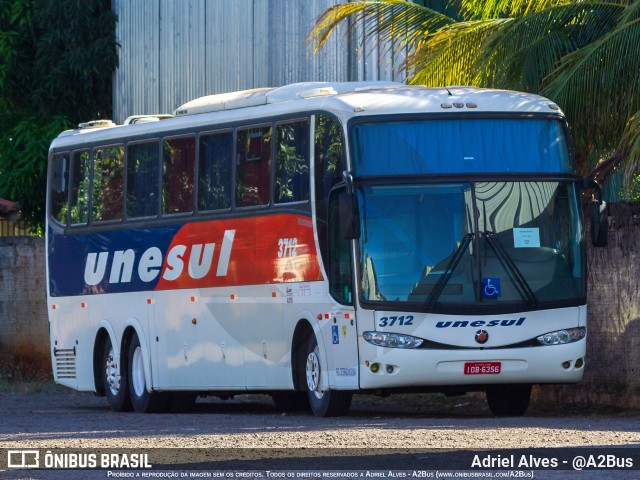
352 118 573 175
357 181 585 311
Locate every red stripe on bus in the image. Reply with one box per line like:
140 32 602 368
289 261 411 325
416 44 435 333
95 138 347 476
154 213 323 290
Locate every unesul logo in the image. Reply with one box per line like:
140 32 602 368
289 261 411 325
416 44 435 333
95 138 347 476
475 330 489 344
83 230 235 286
436 317 526 328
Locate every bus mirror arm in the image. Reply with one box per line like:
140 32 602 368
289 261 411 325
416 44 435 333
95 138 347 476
581 178 602 203
582 178 608 247
342 170 355 193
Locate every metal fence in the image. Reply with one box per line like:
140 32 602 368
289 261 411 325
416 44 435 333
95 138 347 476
111 0 413 124
0 219 31 237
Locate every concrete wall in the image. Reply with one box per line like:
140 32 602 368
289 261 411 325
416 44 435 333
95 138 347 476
0 237 50 378
2 209 640 408
538 203 640 408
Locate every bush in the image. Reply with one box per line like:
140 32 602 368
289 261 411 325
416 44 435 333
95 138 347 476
0 0 117 231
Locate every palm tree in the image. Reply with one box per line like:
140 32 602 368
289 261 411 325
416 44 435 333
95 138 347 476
309 0 640 190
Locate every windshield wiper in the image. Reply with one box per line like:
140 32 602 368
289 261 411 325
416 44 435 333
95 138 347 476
426 233 474 310
484 232 538 308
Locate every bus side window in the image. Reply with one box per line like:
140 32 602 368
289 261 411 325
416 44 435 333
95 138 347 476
275 120 310 203
199 131 232 211
236 126 272 207
314 114 346 272
50 153 70 225
127 141 160 218
92 146 124 222
70 150 91 225
328 188 353 305
162 137 195 214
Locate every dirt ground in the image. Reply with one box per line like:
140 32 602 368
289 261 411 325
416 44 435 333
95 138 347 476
1 386 639 479
2 385 639 450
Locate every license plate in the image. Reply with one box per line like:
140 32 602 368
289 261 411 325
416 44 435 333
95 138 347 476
464 361 501 375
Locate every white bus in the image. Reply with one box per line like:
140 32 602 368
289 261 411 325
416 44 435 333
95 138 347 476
46 82 606 416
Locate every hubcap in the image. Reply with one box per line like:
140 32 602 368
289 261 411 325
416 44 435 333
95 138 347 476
131 346 145 398
305 346 324 400
105 347 120 396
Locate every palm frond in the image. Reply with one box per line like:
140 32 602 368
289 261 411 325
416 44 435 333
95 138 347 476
620 110 640 188
477 2 623 90
459 0 572 21
542 13 640 154
407 18 509 86
309 0 640 184
308 0 454 56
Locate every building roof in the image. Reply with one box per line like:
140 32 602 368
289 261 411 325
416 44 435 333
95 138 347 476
0 198 20 221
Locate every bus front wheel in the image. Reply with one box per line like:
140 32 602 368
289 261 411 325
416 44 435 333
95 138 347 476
103 336 132 412
304 335 352 417
127 334 168 413
486 384 531 417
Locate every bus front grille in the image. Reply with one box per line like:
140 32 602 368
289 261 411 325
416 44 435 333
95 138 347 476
54 347 76 379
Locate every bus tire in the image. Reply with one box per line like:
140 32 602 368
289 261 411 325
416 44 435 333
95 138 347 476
103 336 133 412
486 384 531 417
127 334 168 413
304 335 352 417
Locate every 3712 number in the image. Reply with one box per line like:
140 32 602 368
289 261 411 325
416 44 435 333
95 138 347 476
277 238 297 258
378 315 414 327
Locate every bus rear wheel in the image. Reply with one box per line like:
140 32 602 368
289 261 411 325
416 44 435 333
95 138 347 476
127 334 168 413
304 335 352 417
103 336 132 412
486 384 532 417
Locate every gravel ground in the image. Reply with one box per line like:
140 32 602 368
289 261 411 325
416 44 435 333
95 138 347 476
1 387 639 479
1 387 639 449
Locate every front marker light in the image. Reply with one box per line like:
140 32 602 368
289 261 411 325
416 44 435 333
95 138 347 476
363 331 424 349
537 327 586 346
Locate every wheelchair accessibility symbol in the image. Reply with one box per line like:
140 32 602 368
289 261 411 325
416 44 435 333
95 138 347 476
482 277 501 298
332 325 340 344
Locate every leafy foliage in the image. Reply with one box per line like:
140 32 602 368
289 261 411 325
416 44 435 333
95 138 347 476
309 0 640 189
0 0 117 231
0 116 71 233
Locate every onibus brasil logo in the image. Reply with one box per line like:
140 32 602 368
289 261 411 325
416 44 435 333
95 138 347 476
7 450 152 469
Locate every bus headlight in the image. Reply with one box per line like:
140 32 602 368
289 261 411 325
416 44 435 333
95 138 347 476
537 327 586 346
363 331 424 349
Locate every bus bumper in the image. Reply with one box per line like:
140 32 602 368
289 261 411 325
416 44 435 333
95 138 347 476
358 338 586 389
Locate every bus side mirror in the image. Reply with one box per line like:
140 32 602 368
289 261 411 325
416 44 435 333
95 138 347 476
338 192 360 240
582 178 607 247
590 200 608 247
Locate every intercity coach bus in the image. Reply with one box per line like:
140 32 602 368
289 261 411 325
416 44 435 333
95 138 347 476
46 82 607 416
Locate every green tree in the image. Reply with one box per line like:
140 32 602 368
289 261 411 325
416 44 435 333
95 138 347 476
309 0 640 189
0 0 117 231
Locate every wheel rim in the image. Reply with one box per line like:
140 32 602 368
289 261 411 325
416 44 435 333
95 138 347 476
131 345 145 398
305 346 324 400
105 347 120 396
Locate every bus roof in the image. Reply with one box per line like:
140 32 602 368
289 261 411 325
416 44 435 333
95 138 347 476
50 82 563 150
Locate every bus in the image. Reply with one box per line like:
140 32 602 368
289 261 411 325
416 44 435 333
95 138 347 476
46 82 606 417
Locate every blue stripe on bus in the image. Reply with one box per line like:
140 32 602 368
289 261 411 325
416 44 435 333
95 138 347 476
48 225 181 297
